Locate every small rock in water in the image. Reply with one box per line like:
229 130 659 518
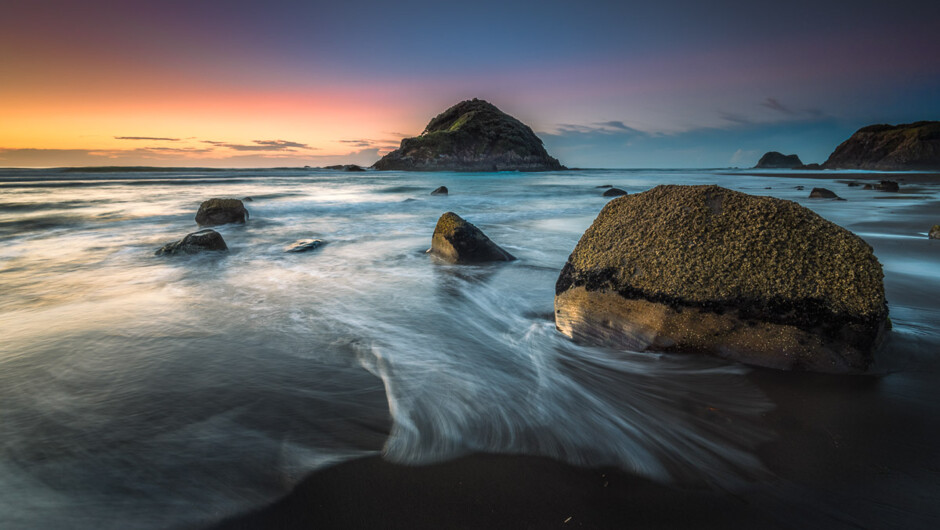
429 212 515 264
402 198 418 203
595 184 613 188
602 188 628 197
195 198 249 226
863 180 900 192
243 196 254 202
324 164 366 172
155 229 227 256
431 186 449 196
285 239 324 253
929 225 940 240
809 187 839 199
795 185 805 190
847 182 860 187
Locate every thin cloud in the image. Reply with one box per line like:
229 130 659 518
339 139 374 148
201 139 315 151
115 136 180 141
718 112 754 125
761 97 794 115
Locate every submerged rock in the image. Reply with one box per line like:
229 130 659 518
930 225 940 240
822 121 940 170
325 164 366 172
602 188 628 197
285 239 324 253
596 184 613 189
372 99 564 172
431 186 449 196
429 212 515 264
155 229 227 256
554 185 888 373
755 151 803 169
862 180 900 192
195 198 249 226
809 188 839 199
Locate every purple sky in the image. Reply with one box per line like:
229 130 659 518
1 0 938 167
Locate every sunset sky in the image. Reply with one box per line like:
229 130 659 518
2 0 938 168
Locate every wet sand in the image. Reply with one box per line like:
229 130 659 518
215 363 940 530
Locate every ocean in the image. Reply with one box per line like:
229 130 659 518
1 167 938 529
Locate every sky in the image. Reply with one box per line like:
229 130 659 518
1 0 938 168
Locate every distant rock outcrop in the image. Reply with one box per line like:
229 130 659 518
863 180 900 192
822 121 940 170
156 229 228 256
195 198 248 226
324 164 366 172
429 212 516 264
755 151 803 168
372 99 564 172
554 185 888 373
809 188 840 199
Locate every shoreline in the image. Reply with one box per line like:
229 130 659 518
723 170 940 183
211 453 777 530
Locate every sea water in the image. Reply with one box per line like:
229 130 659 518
1 168 938 528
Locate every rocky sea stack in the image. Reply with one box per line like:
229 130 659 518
755 151 803 169
373 99 564 172
554 185 888 373
430 212 516 264
822 121 940 170
195 198 249 226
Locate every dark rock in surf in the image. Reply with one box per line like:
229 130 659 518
602 188 628 197
155 229 228 256
285 239 324 253
862 180 900 192
372 98 564 172
431 186 449 196
929 225 940 240
243 196 254 202
596 184 613 189
325 164 366 172
847 182 860 187
554 185 888 373
755 151 803 169
809 188 839 199
195 198 249 226
430 212 515 264
822 121 940 170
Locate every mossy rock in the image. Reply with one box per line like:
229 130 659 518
372 99 564 172
155 229 227 256
195 198 249 226
430 212 516 264
554 185 888 373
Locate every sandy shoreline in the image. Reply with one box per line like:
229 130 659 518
214 364 940 530
212 453 777 529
